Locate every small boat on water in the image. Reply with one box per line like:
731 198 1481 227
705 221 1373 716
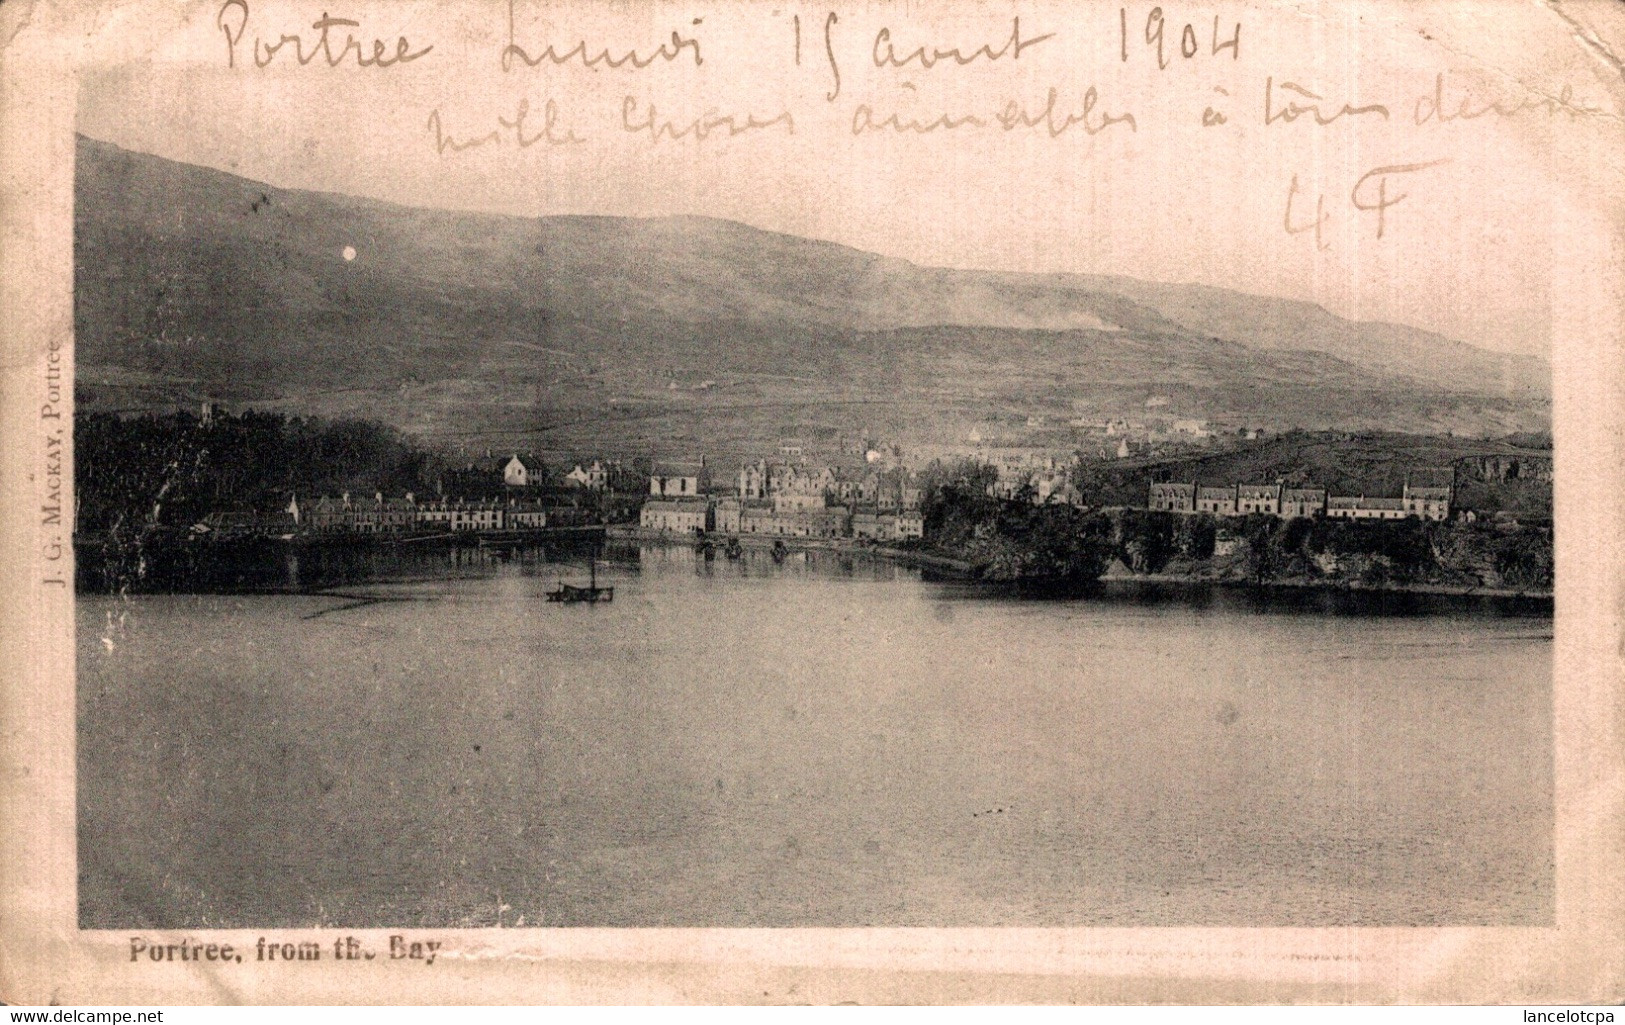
546 558 613 603
771 539 788 563
724 537 743 560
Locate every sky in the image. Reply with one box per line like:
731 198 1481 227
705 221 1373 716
71 0 1625 359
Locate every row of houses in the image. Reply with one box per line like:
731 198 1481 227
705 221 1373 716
1147 480 1453 521
736 459 924 511
639 454 928 540
640 496 925 541
501 448 935 511
302 493 552 533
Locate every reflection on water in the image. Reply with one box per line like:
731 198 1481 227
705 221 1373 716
78 535 1554 620
78 541 1553 928
77 534 616 594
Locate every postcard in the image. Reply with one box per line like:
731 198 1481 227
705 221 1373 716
0 0 1620 1004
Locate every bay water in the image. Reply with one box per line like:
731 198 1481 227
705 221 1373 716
78 542 1553 927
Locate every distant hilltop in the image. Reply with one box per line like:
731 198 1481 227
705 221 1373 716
73 135 1551 456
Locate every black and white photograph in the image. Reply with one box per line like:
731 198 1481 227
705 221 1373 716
3 0 1621 1006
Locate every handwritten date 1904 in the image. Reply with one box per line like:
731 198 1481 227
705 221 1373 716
1121 7 1241 69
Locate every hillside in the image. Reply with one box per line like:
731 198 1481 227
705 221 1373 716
1074 276 1547 401
73 135 1551 460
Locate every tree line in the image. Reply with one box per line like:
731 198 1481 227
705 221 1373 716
1111 509 1552 590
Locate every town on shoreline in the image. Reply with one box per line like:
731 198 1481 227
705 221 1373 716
73 409 1554 599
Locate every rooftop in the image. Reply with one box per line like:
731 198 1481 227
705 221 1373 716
653 460 705 476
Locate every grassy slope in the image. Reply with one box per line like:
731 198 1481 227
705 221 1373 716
74 136 1551 460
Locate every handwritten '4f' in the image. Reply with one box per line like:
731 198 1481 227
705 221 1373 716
1285 160 1452 250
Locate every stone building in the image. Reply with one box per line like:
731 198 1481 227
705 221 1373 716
506 501 549 528
1235 484 1281 516
640 498 711 533
1280 488 1328 519
1401 482 1453 521
503 455 532 488
565 461 608 491
1326 496 1407 520
1148 478 1446 521
1148 482 1196 513
714 497 743 533
650 459 707 498
895 511 925 540
1195 486 1237 516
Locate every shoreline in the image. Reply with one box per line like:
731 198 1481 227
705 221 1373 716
1101 569 1552 601
74 525 1552 606
73 524 609 548
605 525 976 574
606 527 1551 602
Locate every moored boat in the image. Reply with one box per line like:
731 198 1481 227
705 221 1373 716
547 558 613 603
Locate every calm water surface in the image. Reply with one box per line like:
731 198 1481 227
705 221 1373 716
78 543 1553 927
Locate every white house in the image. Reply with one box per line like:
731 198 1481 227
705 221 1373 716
565 460 608 491
650 459 706 497
503 455 531 488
